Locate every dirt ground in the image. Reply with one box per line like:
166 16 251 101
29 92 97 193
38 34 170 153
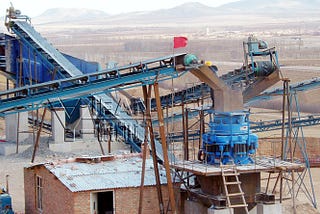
0 140 319 214
0 10 319 213
0 138 131 213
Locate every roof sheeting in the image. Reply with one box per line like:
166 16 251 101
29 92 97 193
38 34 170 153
44 157 168 192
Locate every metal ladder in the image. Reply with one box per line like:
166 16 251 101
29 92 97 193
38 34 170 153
221 164 249 214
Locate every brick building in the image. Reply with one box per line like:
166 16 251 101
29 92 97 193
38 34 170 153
24 155 172 214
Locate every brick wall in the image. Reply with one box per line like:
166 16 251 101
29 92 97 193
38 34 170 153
114 185 170 214
24 166 74 214
24 167 36 214
25 165 176 214
74 191 90 214
257 137 320 160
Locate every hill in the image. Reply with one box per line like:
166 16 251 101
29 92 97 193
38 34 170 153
218 0 320 12
33 8 109 24
30 0 320 28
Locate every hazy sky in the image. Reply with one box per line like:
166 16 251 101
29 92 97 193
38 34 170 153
1 0 239 17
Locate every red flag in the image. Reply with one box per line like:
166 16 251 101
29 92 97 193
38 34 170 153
173 36 188 48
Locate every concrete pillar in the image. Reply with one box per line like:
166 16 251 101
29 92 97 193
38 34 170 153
184 200 207 214
80 105 94 140
5 111 30 143
207 206 234 214
51 108 65 143
257 203 282 214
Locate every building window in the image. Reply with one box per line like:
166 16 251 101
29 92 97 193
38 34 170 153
36 176 43 210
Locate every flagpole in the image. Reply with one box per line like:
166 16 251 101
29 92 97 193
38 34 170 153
172 38 176 68
172 36 188 68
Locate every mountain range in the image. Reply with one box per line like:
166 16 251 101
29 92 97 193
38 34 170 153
30 0 320 25
219 0 320 12
34 8 108 24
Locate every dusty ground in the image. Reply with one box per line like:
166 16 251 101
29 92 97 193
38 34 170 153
0 8 319 213
0 138 131 213
0 138 319 213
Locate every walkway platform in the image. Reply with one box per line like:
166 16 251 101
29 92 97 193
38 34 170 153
170 157 305 176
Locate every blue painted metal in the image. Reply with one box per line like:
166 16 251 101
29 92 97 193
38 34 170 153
53 98 83 124
1 34 99 84
3 16 190 162
134 35 280 113
251 114 320 133
4 15 320 169
11 20 82 78
145 36 280 114
0 59 184 113
290 92 317 208
157 113 320 146
86 96 142 153
152 107 204 126
1 33 100 124
246 35 279 74
0 193 14 214
155 111 320 142
64 53 100 75
246 77 320 105
154 72 320 130
132 67 255 112
0 34 6 70
183 54 198 66
1 33 53 84
199 111 258 165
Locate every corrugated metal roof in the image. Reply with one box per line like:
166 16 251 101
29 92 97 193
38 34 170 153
44 157 168 192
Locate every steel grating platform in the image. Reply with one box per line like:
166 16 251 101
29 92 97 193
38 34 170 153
170 157 305 176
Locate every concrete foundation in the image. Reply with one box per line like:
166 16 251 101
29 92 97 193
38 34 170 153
256 203 282 214
249 206 256 214
80 105 95 140
5 111 30 143
49 141 72 153
208 207 234 214
51 108 65 143
0 143 31 155
49 139 130 153
184 200 207 214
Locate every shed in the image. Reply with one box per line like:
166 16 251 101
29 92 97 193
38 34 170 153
24 155 174 214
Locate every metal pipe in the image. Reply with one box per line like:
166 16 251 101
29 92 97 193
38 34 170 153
186 108 189 160
286 80 296 214
28 47 31 84
16 112 20 153
108 127 111 153
281 79 287 159
19 41 23 87
182 101 186 160
199 95 204 150
280 79 288 203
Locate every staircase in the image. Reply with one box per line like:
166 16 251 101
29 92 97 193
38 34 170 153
221 164 249 214
92 93 169 161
